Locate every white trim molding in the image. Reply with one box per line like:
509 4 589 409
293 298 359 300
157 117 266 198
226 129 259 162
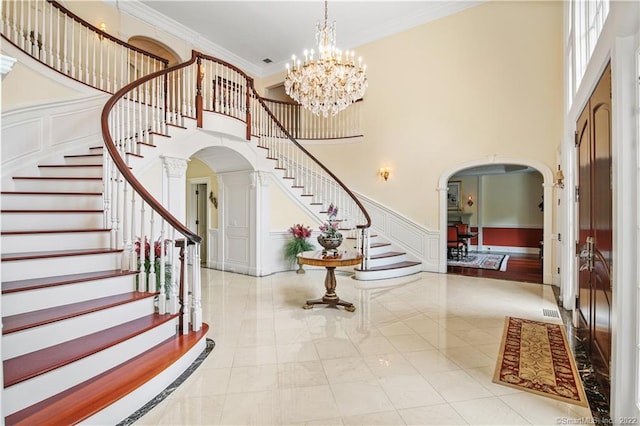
438 155 555 283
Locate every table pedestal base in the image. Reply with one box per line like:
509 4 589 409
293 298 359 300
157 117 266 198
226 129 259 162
302 266 356 312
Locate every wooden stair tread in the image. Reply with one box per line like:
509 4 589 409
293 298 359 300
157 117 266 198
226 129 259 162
4 325 209 426
2 269 137 294
38 165 102 168
1 209 103 213
369 251 405 259
2 292 157 335
2 248 122 262
64 154 103 158
4 313 178 387
370 242 391 248
12 176 101 180
2 228 110 236
355 261 421 272
0 191 102 196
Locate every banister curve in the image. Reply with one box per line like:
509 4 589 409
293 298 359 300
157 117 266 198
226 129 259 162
101 51 201 244
250 86 372 230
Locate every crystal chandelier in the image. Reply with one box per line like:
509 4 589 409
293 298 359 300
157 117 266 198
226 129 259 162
284 0 367 118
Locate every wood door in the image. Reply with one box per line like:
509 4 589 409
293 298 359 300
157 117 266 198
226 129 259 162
576 64 612 401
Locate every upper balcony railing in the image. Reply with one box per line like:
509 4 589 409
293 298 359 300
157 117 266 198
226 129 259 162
1 0 168 93
2 1 373 276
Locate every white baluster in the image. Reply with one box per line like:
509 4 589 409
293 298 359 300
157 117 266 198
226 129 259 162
148 210 156 293
158 222 167 314
182 243 191 334
191 243 202 332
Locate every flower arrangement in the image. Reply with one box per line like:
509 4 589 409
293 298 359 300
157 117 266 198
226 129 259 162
319 203 341 238
134 237 172 293
285 224 315 266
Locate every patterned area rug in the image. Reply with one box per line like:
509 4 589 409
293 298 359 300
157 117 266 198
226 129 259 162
447 253 509 271
493 317 589 407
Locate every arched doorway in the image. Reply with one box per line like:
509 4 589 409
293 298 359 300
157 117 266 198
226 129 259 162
445 164 544 282
438 156 555 285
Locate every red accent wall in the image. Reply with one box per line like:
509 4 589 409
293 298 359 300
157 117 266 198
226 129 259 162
482 227 543 248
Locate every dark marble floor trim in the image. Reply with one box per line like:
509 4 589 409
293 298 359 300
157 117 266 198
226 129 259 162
117 338 215 426
553 287 611 425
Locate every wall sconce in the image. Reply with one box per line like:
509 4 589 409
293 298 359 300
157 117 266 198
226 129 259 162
554 165 565 188
379 167 390 181
97 22 106 40
466 195 474 207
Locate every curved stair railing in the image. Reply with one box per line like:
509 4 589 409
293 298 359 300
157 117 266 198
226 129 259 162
1 0 374 282
101 52 202 334
261 97 363 141
1 0 168 93
195 52 372 265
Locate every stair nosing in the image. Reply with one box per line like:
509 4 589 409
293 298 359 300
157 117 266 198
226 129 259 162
2 228 110 236
2 269 137 294
4 326 208 426
3 313 177 387
355 261 421 272
1 248 122 262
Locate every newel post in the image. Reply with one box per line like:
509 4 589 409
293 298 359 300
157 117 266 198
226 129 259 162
196 55 203 128
245 77 253 140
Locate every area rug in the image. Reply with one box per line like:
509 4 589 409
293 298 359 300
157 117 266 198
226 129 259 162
493 316 588 407
447 253 509 271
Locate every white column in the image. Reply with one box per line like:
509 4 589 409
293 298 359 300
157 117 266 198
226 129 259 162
162 156 188 315
162 156 189 223
1 54 17 80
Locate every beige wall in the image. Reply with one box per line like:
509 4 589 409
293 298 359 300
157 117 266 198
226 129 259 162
269 182 317 231
1 62 84 110
481 172 544 227
287 1 563 230
63 0 193 62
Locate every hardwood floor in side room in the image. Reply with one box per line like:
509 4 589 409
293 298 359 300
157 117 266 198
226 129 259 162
447 252 543 283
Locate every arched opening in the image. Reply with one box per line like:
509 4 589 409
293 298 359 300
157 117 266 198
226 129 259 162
445 164 544 283
438 156 555 285
186 146 254 273
127 36 181 66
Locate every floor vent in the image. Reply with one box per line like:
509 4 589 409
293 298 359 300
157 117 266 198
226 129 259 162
543 308 560 318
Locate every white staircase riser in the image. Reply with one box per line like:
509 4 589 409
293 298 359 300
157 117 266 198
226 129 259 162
355 263 423 281
368 244 393 256
3 319 177 416
1 193 103 210
38 166 102 177
12 179 103 192
367 254 408 268
2 252 121 281
2 297 157 360
1 212 104 230
2 275 135 316
63 156 103 166
1 231 111 254
83 336 205 426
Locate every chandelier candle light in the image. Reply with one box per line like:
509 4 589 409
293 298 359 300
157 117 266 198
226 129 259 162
284 0 368 117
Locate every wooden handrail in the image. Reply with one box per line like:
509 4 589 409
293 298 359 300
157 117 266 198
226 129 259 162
46 0 169 66
101 51 201 245
249 86 372 230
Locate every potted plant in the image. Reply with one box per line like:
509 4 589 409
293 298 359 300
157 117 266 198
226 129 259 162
285 224 315 273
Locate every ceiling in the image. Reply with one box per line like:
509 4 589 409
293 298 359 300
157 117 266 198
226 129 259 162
121 1 482 77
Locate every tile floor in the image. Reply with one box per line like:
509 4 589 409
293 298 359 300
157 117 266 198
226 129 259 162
135 268 593 425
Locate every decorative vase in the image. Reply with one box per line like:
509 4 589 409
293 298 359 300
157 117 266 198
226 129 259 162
317 234 343 255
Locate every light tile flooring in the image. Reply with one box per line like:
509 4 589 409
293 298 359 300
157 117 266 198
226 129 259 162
136 268 592 425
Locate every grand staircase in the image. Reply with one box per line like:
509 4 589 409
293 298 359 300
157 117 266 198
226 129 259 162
1 0 424 422
1 144 208 424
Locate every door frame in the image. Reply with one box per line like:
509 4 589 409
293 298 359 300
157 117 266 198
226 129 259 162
187 177 211 267
438 156 555 284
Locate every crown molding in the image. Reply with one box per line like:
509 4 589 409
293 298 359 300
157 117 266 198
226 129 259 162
104 0 263 77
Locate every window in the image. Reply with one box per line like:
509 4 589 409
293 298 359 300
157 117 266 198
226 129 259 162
566 0 610 106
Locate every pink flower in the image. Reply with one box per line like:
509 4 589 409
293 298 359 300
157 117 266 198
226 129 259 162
289 224 312 240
